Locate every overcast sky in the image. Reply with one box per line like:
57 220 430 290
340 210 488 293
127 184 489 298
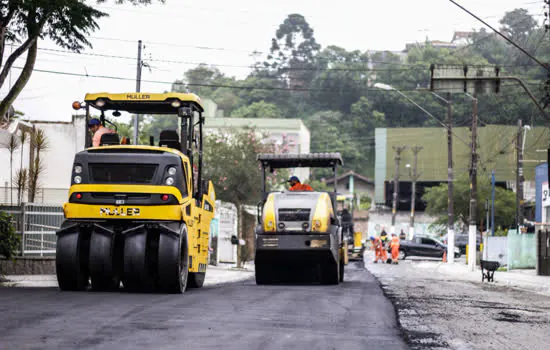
1 0 545 122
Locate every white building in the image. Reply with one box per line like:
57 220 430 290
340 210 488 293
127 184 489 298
0 115 87 205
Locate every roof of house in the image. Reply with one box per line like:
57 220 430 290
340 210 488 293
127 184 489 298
325 170 374 185
452 31 474 41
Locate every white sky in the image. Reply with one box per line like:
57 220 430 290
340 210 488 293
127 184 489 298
2 0 546 122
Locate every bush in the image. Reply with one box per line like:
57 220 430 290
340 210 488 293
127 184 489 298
0 211 20 259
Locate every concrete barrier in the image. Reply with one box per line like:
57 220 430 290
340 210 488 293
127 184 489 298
0 256 55 275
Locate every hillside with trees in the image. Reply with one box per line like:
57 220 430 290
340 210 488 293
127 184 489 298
116 9 548 179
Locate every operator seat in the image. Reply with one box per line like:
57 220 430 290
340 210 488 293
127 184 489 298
99 133 120 146
159 130 181 150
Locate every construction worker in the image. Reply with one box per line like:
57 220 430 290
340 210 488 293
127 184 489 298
88 118 115 147
390 233 400 264
287 176 313 191
370 236 387 263
399 229 407 241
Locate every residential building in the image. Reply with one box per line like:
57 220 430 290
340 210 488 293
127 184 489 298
0 115 87 205
203 99 311 182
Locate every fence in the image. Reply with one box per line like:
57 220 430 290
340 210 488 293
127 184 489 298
1 203 63 256
0 186 69 206
507 229 537 269
0 201 240 259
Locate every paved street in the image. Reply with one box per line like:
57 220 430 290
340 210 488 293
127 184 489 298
366 253 550 350
0 262 408 350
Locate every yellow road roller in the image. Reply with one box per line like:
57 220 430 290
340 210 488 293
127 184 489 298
254 153 347 284
56 92 215 293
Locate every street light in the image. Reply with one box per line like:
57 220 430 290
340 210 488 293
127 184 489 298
374 83 447 129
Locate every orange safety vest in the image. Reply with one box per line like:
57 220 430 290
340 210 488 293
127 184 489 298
290 183 313 191
390 236 400 249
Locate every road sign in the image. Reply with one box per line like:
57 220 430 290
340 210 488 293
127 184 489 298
429 64 501 95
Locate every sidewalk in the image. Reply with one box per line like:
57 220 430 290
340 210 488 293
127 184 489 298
0 262 255 288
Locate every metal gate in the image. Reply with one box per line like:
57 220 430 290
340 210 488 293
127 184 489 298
0 203 63 256
216 201 238 263
536 225 550 276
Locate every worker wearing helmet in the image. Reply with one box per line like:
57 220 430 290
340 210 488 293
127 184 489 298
287 176 313 191
88 118 115 147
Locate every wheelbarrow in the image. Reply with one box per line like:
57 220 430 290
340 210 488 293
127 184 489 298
480 259 500 282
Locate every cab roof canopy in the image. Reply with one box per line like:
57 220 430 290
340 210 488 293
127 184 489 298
84 92 204 114
257 153 343 169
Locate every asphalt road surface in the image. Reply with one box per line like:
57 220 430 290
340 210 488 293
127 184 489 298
0 262 408 350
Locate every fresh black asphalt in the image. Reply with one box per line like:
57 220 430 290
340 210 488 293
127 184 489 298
0 262 408 349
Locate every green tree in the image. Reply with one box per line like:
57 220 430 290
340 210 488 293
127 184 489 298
266 13 321 89
0 210 20 259
0 0 164 118
171 64 243 115
499 8 537 46
422 172 516 229
203 127 289 206
309 46 370 113
231 101 283 119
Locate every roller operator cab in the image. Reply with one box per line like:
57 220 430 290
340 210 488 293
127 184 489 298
254 153 347 285
56 92 216 293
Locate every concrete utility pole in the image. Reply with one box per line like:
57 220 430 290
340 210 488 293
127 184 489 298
516 119 523 229
468 93 478 272
133 40 143 145
391 146 408 235
408 146 423 239
446 93 455 264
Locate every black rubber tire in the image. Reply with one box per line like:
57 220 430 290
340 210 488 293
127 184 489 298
89 227 120 291
56 224 90 291
254 263 272 285
122 226 157 292
157 224 188 293
187 272 205 289
399 250 407 260
320 261 339 285
339 258 344 283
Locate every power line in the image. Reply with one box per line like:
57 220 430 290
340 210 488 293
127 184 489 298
448 0 549 72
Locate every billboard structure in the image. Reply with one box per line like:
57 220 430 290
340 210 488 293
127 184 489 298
429 64 501 95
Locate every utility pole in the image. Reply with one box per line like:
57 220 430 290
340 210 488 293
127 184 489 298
133 40 143 145
391 146 407 235
516 119 524 230
491 170 495 236
446 93 455 264
468 93 478 272
408 146 423 239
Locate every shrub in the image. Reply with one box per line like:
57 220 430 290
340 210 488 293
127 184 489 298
0 211 20 259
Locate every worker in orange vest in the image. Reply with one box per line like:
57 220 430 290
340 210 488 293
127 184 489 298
390 233 400 264
287 176 313 191
370 236 387 263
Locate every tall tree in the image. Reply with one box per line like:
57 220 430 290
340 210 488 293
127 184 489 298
499 8 538 46
0 0 164 118
266 14 321 89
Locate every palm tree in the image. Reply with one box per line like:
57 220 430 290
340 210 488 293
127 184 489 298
28 128 49 203
2 134 20 205
18 129 27 203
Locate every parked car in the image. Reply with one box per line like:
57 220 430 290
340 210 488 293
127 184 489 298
441 232 481 254
388 235 461 260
